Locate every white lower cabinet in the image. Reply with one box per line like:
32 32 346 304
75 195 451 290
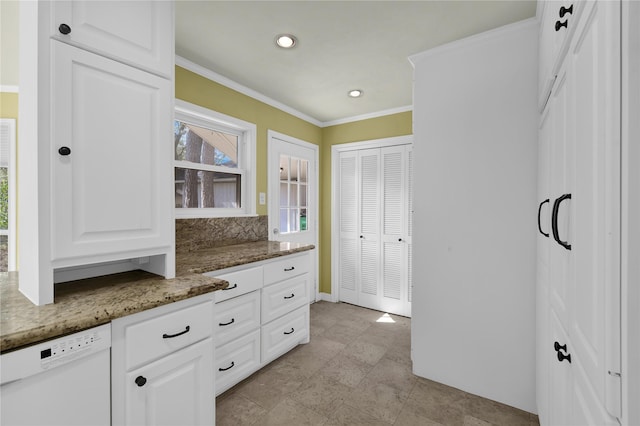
126 339 214 426
208 251 311 397
112 294 215 426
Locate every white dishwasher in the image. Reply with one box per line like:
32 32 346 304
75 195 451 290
1 323 111 426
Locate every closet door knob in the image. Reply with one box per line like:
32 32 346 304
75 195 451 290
551 194 571 250
58 23 71 35
555 20 568 31
559 4 573 18
135 376 147 387
538 199 550 237
58 146 71 156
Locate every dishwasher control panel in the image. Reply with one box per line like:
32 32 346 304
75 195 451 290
39 326 109 370
1 323 111 385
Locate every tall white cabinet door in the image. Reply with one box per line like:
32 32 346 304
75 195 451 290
536 106 552 426
548 64 572 332
567 1 621 422
51 42 172 263
358 149 381 310
337 151 359 305
51 1 173 77
381 146 410 317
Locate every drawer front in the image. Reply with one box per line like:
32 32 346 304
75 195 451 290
215 329 261 396
263 253 310 286
261 274 309 324
261 305 309 365
209 266 263 303
125 301 213 370
215 291 260 347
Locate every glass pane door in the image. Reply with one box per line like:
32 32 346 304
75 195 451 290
279 155 309 234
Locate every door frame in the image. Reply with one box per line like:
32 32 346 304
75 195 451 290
330 135 412 303
267 130 320 302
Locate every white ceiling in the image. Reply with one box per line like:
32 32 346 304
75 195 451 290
175 1 537 125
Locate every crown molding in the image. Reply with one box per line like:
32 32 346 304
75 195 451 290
322 105 413 127
0 86 19 93
175 56 323 127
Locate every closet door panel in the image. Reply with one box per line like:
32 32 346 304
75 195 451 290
357 150 381 309
338 151 359 305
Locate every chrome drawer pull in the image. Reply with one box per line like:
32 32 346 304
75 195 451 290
222 283 238 291
284 293 295 300
284 328 295 335
162 325 190 339
219 318 235 326
284 266 295 272
219 361 235 372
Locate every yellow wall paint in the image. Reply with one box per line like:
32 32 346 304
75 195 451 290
0 92 19 119
175 66 413 294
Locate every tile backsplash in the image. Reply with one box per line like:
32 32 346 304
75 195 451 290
176 216 268 254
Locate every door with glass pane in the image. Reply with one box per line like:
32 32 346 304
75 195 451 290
268 133 318 300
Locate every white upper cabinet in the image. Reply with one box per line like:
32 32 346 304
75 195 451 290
51 1 173 78
50 42 172 262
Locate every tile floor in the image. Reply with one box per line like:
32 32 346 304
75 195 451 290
216 301 539 426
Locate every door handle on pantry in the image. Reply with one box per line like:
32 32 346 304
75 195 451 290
557 351 572 363
551 194 571 250
538 199 550 237
559 4 573 18
162 325 190 339
554 341 567 352
555 20 568 31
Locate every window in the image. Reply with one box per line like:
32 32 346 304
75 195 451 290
174 100 256 217
279 155 309 233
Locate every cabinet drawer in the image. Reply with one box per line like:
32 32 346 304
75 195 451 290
263 253 310 286
215 291 260 347
261 305 309 365
261 274 309 324
215 330 261 396
125 301 213 370
207 266 263 303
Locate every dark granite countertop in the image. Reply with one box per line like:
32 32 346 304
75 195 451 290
176 240 315 275
1 240 314 353
0 271 227 353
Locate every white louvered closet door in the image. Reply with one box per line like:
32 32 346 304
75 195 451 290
381 146 410 316
337 151 359 305
337 144 412 317
357 149 381 310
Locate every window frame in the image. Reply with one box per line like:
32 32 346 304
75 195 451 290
174 99 256 217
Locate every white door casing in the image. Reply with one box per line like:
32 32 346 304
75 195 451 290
267 130 318 302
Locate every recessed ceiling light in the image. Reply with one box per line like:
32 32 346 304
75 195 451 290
275 34 297 49
348 89 364 98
